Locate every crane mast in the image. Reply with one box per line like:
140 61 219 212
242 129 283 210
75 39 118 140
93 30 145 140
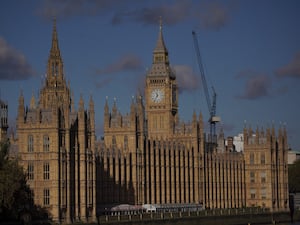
192 31 220 148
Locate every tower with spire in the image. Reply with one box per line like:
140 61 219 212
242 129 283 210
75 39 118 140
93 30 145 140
145 18 178 138
100 18 206 208
16 19 96 223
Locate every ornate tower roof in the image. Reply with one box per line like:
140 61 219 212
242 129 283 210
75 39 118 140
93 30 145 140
153 18 168 54
39 19 71 109
50 18 61 59
46 18 64 83
148 18 175 78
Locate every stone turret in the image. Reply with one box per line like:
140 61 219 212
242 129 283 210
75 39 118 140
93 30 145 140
18 91 25 123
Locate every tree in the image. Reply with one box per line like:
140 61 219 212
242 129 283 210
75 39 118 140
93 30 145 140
0 140 32 220
288 159 300 193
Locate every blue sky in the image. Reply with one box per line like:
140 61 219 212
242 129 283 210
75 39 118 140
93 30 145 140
1 0 300 150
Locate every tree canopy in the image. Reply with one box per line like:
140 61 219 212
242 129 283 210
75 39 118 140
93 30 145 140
0 140 32 220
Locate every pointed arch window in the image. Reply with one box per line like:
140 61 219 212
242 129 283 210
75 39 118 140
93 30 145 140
250 153 254 165
52 62 59 76
43 135 50 152
250 188 256 199
250 171 255 183
43 188 50 206
52 63 55 76
27 163 34 180
55 62 58 75
261 187 267 200
28 135 34 152
43 162 50 180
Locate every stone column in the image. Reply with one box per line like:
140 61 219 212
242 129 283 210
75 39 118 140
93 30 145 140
155 144 160 203
166 146 170 204
170 145 175 203
115 153 120 203
175 146 180 203
150 142 155 204
161 146 165 204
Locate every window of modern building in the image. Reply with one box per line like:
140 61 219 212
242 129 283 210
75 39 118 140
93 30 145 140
28 135 34 152
43 135 50 152
43 163 50 180
27 163 34 180
43 188 50 206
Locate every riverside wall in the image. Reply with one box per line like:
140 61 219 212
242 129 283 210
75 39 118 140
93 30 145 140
97 208 298 225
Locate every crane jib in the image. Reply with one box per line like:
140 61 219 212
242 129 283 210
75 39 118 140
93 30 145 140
192 31 221 145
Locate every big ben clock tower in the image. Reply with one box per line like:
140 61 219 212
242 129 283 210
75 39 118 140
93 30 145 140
145 20 178 138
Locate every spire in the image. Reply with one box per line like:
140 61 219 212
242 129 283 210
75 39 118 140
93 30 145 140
30 93 36 109
18 90 24 106
47 18 63 79
130 96 136 114
151 17 170 67
112 97 117 115
104 96 109 115
89 95 94 111
18 90 25 122
154 17 168 54
50 17 60 56
79 93 84 111
192 110 197 122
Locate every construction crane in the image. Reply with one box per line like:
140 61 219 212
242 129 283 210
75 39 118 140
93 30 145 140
192 30 220 146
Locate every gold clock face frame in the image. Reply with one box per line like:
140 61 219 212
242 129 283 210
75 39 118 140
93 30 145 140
151 89 164 103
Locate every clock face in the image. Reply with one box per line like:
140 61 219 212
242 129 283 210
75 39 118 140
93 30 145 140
151 89 164 103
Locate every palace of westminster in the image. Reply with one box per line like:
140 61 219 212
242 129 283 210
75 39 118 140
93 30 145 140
0 20 289 223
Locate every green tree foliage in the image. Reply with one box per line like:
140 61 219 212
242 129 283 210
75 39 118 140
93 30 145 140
0 140 32 220
288 159 300 193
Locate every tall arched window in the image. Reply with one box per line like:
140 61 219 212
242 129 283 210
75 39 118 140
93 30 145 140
250 153 254 165
43 162 50 180
44 189 50 206
43 135 50 152
27 163 34 180
28 135 34 152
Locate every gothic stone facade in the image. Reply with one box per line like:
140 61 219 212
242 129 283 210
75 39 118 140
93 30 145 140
15 21 289 223
16 21 96 223
97 23 289 212
244 126 289 209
